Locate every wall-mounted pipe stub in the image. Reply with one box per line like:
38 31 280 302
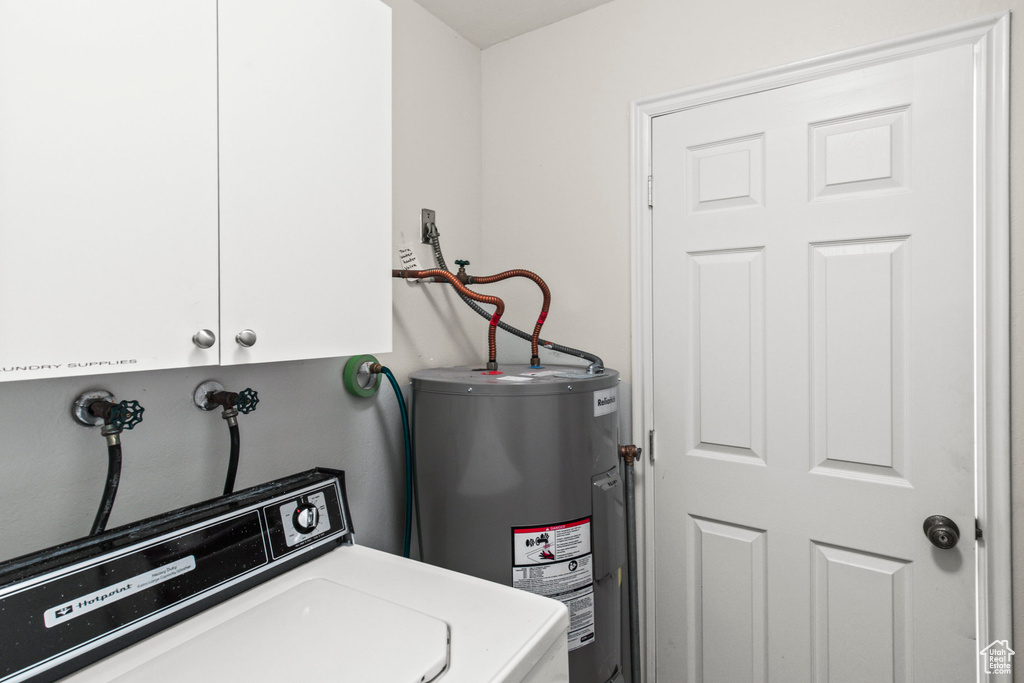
193 381 226 411
73 390 115 427
342 355 382 397
73 390 144 435
193 381 259 424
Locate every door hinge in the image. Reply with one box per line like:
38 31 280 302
647 175 654 208
648 428 655 465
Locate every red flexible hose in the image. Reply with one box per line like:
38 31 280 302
393 269 504 366
468 270 550 364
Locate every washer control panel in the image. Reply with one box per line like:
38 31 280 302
261 482 346 560
0 468 352 683
279 492 331 547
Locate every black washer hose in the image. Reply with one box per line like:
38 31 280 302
429 231 604 373
89 441 122 536
223 422 240 495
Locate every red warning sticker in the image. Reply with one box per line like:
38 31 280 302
512 517 594 650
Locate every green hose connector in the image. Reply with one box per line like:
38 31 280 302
342 354 382 397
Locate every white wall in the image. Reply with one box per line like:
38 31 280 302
0 0 483 563
380 0 489 379
480 0 1024 673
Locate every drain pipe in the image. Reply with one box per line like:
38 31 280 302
619 443 642 683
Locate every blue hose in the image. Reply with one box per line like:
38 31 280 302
381 367 413 558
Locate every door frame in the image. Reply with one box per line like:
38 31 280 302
629 14 1010 681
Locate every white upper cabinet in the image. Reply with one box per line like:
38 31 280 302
0 0 220 381
0 0 392 382
219 0 392 367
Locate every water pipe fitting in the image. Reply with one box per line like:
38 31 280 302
343 355 383 397
454 259 471 284
194 381 259 425
618 444 640 466
73 390 145 441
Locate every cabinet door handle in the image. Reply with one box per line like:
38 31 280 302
193 329 216 349
235 329 257 348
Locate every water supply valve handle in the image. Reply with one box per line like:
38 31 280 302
454 260 471 285
235 388 259 414
108 400 144 431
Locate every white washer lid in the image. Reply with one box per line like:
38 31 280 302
110 578 449 683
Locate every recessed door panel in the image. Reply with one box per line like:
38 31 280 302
689 517 767 683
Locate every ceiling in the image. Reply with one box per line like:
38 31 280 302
412 0 617 49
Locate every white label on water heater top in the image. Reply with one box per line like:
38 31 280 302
594 387 618 417
512 518 595 650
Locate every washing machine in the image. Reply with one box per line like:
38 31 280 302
0 469 569 682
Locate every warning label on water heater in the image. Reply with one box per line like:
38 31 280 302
511 517 595 651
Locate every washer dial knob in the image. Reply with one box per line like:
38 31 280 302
292 502 320 534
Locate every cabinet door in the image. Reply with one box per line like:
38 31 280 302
219 0 392 367
0 0 220 382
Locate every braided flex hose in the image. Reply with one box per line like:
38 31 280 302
393 268 505 370
427 230 603 372
469 269 550 366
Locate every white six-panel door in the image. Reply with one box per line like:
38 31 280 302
650 42 980 682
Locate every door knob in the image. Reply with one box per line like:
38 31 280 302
923 515 960 549
235 329 257 347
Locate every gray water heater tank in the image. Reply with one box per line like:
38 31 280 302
411 365 625 683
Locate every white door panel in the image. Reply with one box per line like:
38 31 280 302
653 43 975 682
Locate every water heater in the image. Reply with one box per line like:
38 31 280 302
412 364 624 683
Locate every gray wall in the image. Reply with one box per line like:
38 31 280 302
0 0 484 563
